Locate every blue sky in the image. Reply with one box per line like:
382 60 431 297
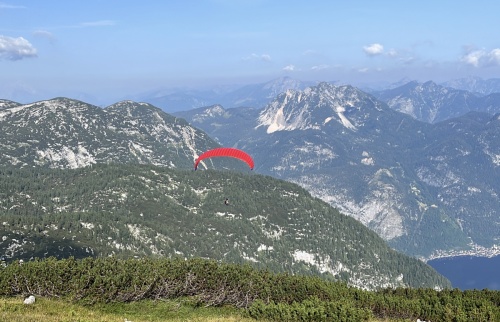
1 0 500 103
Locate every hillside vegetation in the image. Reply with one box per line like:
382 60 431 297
1 257 499 321
0 164 449 290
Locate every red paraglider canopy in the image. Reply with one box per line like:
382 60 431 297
194 147 254 170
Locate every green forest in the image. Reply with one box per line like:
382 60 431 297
0 164 450 290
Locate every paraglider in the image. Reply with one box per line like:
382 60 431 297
193 147 254 207
194 147 254 171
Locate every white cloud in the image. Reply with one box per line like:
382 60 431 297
0 3 26 9
488 48 500 65
261 54 271 61
243 53 272 61
367 45 417 64
461 49 484 67
283 64 295 71
363 43 384 56
461 47 500 67
0 35 37 60
311 64 329 70
386 49 398 57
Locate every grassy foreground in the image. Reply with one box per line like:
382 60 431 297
1 257 499 321
1 296 403 322
0 296 256 322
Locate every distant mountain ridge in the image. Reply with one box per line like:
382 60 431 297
4 76 500 113
135 77 316 112
373 80 500 123
138 76 500 122
442 76 500 96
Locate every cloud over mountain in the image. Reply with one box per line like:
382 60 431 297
363 43 384 56
461 47 500 67
0 35 37 60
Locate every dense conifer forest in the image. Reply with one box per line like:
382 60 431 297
0 164 449 290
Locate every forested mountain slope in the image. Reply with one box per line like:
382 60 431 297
0 164 450 290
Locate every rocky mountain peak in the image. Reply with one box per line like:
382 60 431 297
257 82 384 133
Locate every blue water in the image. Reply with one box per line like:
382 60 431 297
427 255 500 290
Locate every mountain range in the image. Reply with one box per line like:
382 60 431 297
130 76 500 122
441 76 500 96
1 78 499 286
372 80 500 123
0 97 453 290
174 82 500 259
132 77 317 112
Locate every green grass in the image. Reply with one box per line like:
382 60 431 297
0 296 256 322
0 296 404 321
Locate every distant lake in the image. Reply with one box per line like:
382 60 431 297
428 255 500 290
